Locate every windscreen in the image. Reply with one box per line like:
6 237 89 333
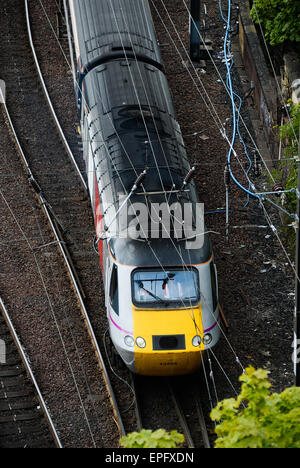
132 268 200 307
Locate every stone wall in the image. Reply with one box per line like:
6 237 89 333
238 1 278 160
282 50 300 106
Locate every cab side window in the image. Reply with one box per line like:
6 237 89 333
210 262 218 311
109 264 119 315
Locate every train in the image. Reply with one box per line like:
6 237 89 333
68 0 221 376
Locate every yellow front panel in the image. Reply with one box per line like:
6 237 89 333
133 304 204 376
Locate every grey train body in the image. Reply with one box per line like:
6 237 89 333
69 0 221 376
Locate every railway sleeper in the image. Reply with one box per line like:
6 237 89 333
0 400 37 411
0 390 32 400
0 422 49 436
0 368 24 378
0 411 42 423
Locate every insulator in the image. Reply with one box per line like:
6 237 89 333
183 167 196 186
133 169 147 189
224 165 230 186
272 183 283 197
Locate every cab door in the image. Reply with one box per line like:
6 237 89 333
105 257 119 317
108 263 119 316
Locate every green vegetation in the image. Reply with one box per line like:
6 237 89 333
269 104 300 249
119 368 300 449
277 104 300 213
210 367 300 448
279 104 300 159
120 428 184 449
251 0 300 46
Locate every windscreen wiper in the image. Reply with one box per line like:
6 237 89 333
138 281 164 302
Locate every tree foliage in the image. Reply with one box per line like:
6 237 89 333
120 429 184 449
279 104 300 159
267 103 300 250
210 367 300 448
251 0 300 45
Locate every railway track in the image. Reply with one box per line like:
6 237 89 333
167 377 211 448
0 0 124 447
132 374 211 448
0 0 292 449
24 0 215 444
0 298 60 448
26 0 216 444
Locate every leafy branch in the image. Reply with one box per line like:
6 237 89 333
251 0 300 45
210 366 300 448
120 428 184 449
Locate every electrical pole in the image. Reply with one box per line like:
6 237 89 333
190 0 201 62
295 120 300 386
293 79 300 386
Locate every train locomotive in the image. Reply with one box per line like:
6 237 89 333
68 0 220 376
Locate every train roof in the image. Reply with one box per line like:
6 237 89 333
82 59 212 265
70 0 163 71
109 235 213 268
83 60 191 194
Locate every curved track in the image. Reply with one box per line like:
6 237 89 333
0 0 124 447
0 298 60 448
0 0 293 449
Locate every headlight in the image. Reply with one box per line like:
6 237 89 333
124 335 134 347
203 333 212 345
136 337 146 348
192 335 201 347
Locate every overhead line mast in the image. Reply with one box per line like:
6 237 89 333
190 0 201 63
294 88 300 386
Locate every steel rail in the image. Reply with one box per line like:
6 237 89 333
1 4 126 440
195 395 211 448
131 374 210 448
42 196 126 438
24 0 88 195
0 296 63 448
131 374 143 432
167 378 211 448
166 379 195 448
1 95 127 436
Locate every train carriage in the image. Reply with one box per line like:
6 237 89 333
68 0 220 375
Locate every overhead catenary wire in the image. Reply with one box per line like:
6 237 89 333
151 1 299 257
180 0 276 183
119 0 233 353
0 115 102 447
109 0 242 377
48 0 270 394
151 0 294 213
251 1 299 146
0 4 124 444
186 2 297 222
47 2 296 394
148 0 300 394
3 0 292 442
38 0 258 392
219 0 258 205
0 188 98 447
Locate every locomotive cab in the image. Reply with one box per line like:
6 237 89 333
106 242 220 376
